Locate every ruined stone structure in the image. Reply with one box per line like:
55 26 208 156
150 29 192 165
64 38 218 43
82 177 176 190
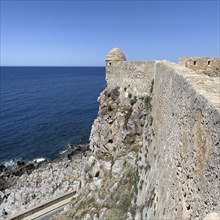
55 48 220 220
179 57 220 77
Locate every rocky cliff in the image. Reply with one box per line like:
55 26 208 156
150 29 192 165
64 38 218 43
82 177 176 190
54 49 220 220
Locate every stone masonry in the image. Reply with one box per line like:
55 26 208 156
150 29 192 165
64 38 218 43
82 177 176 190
54 48 220 220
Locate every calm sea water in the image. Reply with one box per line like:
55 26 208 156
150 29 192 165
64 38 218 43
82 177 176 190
0 67 105 164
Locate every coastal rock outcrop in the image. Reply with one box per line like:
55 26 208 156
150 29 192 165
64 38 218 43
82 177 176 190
0 145 91 219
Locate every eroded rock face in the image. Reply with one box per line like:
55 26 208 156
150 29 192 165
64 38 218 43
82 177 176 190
90 60 155 158
89 85 148 157
56 150 139 220
52 61 155 220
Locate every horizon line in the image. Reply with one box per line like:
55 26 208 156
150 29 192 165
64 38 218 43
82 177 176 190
0 65 105 67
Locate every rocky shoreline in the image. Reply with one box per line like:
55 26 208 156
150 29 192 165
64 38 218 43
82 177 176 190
0 144 91 219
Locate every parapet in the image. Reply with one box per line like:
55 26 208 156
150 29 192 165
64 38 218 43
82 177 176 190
179 57 220 77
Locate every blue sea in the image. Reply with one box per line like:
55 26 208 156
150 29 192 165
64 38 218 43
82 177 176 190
0 67 105 164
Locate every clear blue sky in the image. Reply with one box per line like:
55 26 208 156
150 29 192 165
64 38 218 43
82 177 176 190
0 0 219 66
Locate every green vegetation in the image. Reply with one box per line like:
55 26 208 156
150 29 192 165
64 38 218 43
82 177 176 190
66 194 99 220
124 107 133 128
144 96 152 112
130 96 137 106
145 160 151 171
104 160 139 220
104 208 125 220
149 116 153 126
110 87 120 100
31 194 36 200
62 151 140 220
96 152 113 162
139 179 144 190
146 188 156 208
118 193 132 213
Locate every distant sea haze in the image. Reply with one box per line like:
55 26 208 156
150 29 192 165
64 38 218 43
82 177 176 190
0 67 105 164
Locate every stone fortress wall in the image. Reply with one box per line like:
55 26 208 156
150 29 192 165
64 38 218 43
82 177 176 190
54 48 219 220
90 48 220 219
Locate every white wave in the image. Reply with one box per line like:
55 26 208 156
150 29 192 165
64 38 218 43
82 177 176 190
2 157 47 168
3 160 15 167
3 159 20 167
59 143 72 155
30 158 46 164
59 149 68 155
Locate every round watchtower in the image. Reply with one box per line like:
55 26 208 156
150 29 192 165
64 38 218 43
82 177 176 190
105 48 126 82
105 48 126 66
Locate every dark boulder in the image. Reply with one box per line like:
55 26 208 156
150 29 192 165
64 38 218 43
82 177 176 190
0 164 5 173
0 178 8 191
13 163 35 176
17 161 25 166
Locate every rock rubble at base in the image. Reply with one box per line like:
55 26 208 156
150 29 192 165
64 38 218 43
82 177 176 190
0 144 91 219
